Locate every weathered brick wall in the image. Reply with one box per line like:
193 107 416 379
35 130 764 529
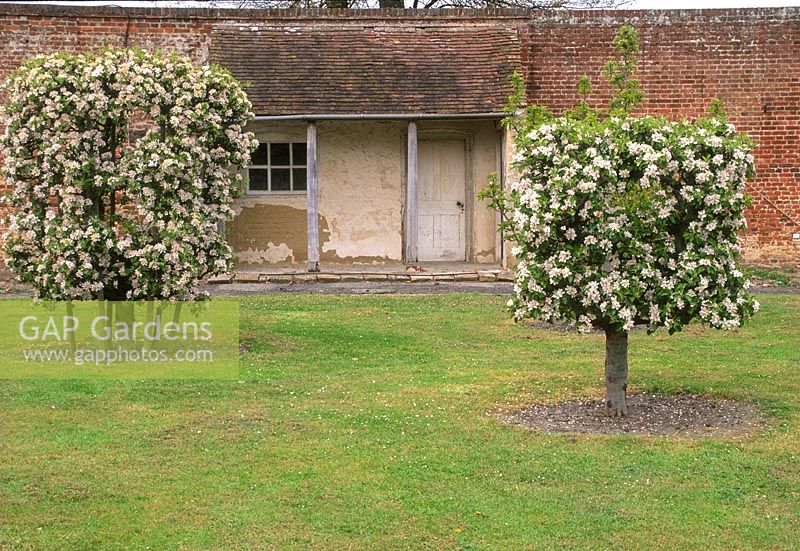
0 5 797 278
521 8 800 266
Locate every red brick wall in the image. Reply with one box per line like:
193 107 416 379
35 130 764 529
0 5 797 277
521 8 800 266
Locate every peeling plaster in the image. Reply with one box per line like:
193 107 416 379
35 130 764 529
231 193 305 217
474 250 496 264
317 121 404 262
228 201 308 264
236 243 295 264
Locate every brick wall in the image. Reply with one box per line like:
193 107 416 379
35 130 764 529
521 8 800 266
0 5 797 275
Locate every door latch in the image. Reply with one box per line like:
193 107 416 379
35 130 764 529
456 201 464 211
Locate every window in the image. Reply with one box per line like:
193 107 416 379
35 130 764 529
247 142 307 193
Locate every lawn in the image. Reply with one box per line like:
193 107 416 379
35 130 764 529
1 292 798 550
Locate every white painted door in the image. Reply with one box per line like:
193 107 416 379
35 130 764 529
417 139 466 261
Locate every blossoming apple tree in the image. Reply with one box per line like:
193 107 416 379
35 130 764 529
1 49 257 300
482 26 759 416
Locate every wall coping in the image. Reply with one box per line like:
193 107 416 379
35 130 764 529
0 4 798 22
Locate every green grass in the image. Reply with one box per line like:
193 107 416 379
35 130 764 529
745 266 799 287
1 293 799 550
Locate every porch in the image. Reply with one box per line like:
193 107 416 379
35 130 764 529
227 118 512 272
210 22 520 274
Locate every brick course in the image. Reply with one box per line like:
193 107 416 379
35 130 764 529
0 5 797 273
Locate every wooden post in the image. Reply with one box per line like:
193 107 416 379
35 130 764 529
405 121 418 264
306 121 320 272
497 125 506 268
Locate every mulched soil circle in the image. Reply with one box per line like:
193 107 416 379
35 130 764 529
501 393 769 437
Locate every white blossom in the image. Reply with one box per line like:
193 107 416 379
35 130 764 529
503 110 758 334
1 49 257 301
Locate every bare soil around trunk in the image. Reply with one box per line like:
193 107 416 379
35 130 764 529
501 394 770 437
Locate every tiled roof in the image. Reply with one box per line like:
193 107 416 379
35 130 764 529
210 24 520 116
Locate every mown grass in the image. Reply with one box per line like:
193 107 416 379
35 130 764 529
1 293 798 550
745 266 799 287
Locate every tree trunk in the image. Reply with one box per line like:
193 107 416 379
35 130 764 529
379 0 405 7
604 329 628 417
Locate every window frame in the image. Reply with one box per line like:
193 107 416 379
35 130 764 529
246 141 307 195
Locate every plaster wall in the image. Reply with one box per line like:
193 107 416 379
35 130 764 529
229 120 500 266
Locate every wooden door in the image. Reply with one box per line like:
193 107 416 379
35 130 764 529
417 139 466 261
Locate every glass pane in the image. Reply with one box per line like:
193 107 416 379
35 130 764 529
251 143 268 165
292 143 307 166
270 143 290 166
271 168 291 191
248 169 268 191
293 168 307 191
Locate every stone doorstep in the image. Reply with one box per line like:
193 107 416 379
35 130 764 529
221 269 507 285
497 270 515 282
234 272 260 283
263 274 293 284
